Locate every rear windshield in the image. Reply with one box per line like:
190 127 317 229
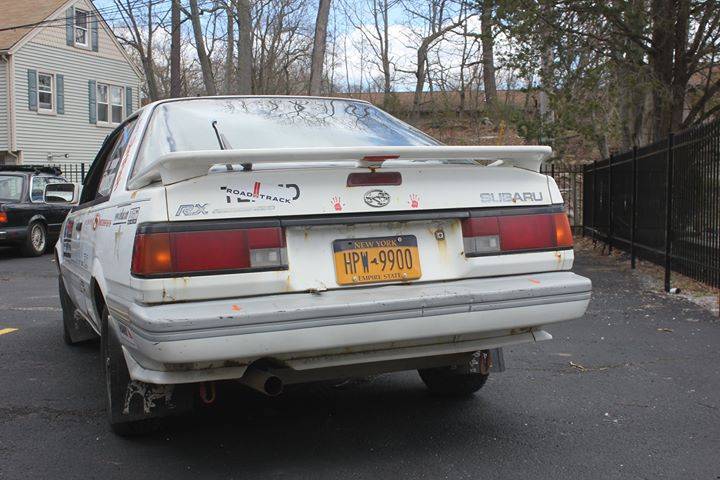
134 97 438 174
0 175 24 202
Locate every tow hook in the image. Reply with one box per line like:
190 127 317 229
199 381 217 405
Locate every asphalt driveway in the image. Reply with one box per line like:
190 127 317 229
0 246 718 479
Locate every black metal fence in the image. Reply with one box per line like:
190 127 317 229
48 162 88 184
583 118 720 289
541 164 584 232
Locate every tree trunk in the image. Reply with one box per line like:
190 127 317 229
480 0 496 108
308 0 332 95
188 0 217 96
170 0 181 98
648 0 674 140
412 44 429 119
224 2 236 94
381 0 391 96
236 0 252 94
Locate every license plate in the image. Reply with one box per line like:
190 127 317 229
333 235 422 285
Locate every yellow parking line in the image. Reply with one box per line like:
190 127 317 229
0 328 18 336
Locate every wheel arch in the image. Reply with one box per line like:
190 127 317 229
89 259 109 325
28 214 48 227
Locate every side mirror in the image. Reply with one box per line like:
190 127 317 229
44 183 79 204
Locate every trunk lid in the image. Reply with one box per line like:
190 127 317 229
141 164 571 304
165 164 555 220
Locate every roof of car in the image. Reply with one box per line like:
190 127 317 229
138 95 374 114
0 165 63 176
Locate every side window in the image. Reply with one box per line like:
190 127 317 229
30 177 48 202
96 118 138 198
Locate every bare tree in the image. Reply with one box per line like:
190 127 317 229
170 0 182 98
224 1 236 94
403 0 469 117
344 0 397 106
114 0 163 101
309 0 332 95
186 0 218 95
236 0 253 94
479 0 497 107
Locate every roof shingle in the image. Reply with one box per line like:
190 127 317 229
0 0 70 51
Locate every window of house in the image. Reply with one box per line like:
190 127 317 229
38 72 54 112
97 83 123 125
74 9 88 46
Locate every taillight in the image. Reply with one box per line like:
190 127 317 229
462 212 572 256
0 212 7 223
131 226 287 277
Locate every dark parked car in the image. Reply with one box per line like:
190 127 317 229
0 165 74 256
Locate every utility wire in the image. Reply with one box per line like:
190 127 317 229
0 0 169 33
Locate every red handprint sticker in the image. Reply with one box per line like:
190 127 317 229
409 194 420 208
331 196 344 211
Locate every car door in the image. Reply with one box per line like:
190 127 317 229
61 137 119 318
67 119 137 322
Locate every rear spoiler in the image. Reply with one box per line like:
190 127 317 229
127 145 552 189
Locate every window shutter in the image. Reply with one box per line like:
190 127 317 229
27 69 37 111
65 7 74 46
56 74 65 114
88 80 97 124
91 14 99 52
125 86 133 116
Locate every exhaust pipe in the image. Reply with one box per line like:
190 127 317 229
240 367 283 396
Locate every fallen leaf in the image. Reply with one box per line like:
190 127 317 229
570 361 587 372
657 327 673 333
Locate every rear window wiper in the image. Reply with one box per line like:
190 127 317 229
211 120 251 171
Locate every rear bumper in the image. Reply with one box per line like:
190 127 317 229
114 271 591 384
0 226 26 243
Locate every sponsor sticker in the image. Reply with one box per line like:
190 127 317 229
221 182 300 205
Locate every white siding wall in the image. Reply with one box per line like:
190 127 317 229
30 0 129 63
12 0 141 165
0 58 8 151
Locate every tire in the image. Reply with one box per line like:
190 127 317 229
100 306 158 436
20 222 47 257
418 366 489 397
59 276 97 345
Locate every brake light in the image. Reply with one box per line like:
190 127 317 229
347 172 402 187
0 212 7 223
462 212 572 256
131 226 287 277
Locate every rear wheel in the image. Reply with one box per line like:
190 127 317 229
20 222 46 257
418 366 489 397
101 306 159 436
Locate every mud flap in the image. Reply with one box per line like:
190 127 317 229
67 311 98 343
120 381 195 421
455 348 504 375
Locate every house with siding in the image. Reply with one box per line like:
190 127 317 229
0 0 142 166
